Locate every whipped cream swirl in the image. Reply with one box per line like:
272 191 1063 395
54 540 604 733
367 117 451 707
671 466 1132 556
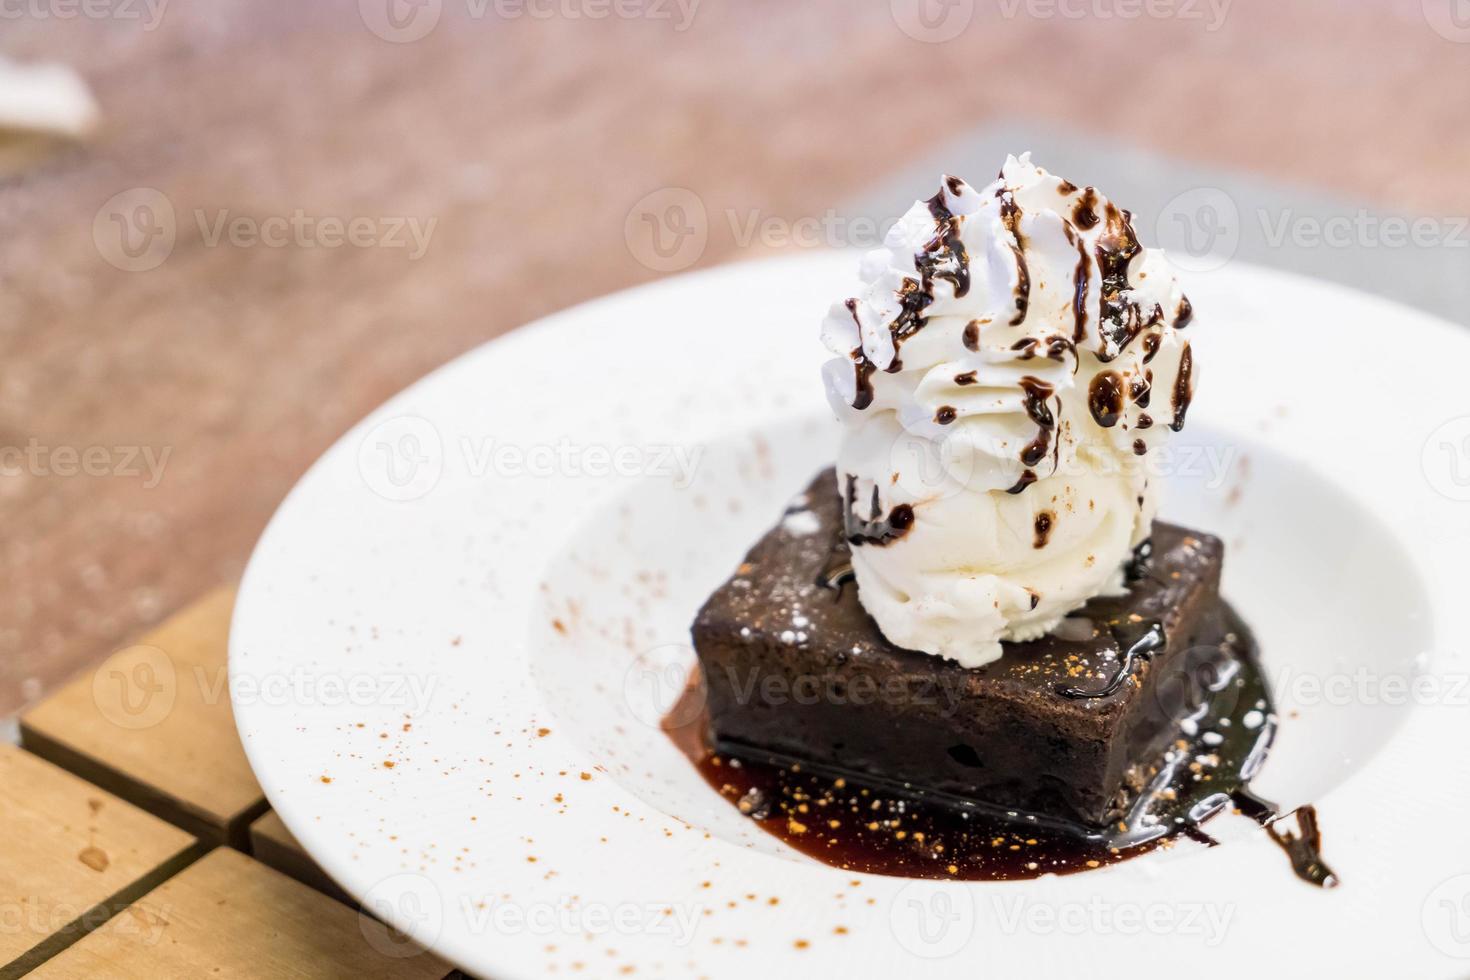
820 154 1196 668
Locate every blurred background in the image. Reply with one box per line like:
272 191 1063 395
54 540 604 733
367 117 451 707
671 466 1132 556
3 0 1469 720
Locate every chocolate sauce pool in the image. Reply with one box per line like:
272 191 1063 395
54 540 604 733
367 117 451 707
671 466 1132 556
666 601 1335 886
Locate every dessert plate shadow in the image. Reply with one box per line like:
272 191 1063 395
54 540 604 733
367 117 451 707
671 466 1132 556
231 252 1470 979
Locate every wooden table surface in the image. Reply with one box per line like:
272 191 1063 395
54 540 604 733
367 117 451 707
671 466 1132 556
4 0 1469 717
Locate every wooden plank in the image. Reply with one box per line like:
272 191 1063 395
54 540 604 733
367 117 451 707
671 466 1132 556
0 744 199 979
19 588 265 847
247 813 475 976
27 847 453 980
247 809 350 906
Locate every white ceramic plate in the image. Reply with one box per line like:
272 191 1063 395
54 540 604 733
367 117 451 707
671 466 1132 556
231 253 1470 979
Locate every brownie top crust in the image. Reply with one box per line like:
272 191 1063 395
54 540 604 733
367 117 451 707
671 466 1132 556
694 467 1223 730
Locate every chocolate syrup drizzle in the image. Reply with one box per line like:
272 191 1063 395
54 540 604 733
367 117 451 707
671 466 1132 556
1174 294 1194 329
1171 343 1194 432
1088 371 1124 428
1055 619 1166 699
1072 187 1100 230
1011 334 1075 363
1007 470 1038 494
1124 537 1153 581
1092 204 1169 363
1129 370 1152 408
1071 236 1092 342
815 557 855 596
1056 538 1163 699
1141 331 1161 363
843 279 925 411
920 189 971 300
1033 510 1055 549
1228 788 1338 887
844 300 878 411
997 187 1031 325
962 319 983 351
1003 243 1031 325
842 474 914 547
1018 376 1056 467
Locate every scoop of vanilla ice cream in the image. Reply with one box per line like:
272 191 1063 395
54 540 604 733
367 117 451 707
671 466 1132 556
820 154 1196 668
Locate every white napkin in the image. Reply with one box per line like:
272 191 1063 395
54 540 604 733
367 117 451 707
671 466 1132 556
0 57 98 138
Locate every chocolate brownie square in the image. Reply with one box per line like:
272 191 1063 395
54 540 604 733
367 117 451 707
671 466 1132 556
691 468 1226 828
